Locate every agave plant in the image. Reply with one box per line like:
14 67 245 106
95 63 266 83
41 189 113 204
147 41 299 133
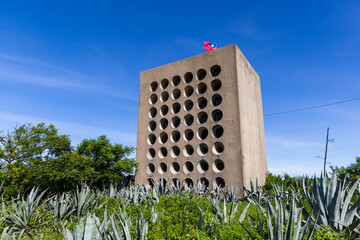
47 192 74 221
71 186 98 219
298 174 360 232
210 195 239 225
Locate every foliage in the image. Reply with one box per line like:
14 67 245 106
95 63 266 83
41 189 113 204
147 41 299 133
331 156 360 182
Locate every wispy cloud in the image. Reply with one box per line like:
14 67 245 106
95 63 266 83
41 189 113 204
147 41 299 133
267 136 322 149
269 165 322 176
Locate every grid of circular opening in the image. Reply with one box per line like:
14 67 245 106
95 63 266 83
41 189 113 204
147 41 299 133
212 125 224 138
184 72 193 83
170 146 180 158
184 100 194 111
147 148 155 160
161 79 169 89
150 82 158 92
183 161 194 174
170 162 180 175
211 94 222 106
172 76 181 86
148 121 156 131
171 131 180 143
171 117 180 128
211 79 222 91
212 109 223 122
184 129 194 141
146 163 155 175
146 178 155 189
197 143 209 156
200 177 209 188
149 94 157 105
197 127 208 140
172 89 181 100
147 134 156 145
149 107 157 118
197 160 209 174
159 118 168 130
161 91 169 102
183 144 194 157
160 105 169 116
212 142 224 155
197 112 208 124
213 177 226 189
213 159 225 173
197 97 207 109
158 162 167 174
184 178 194 188
184 86 194 97
184 114 194 126
210 65 221 77
159 132 168 144
197 69 206 80
172 102 181 114
159 147 168 159
197 82 207 94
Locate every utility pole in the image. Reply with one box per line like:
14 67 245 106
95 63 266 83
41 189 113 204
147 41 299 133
324 127 330 175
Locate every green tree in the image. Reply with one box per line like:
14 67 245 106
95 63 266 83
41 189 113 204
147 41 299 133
331 156 360 182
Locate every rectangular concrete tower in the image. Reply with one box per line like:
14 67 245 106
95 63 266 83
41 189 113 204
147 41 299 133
135 44 267 191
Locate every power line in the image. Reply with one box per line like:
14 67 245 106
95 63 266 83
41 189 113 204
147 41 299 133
264 97 360 117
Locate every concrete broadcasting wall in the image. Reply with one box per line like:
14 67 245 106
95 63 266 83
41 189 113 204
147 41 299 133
135 44 267 191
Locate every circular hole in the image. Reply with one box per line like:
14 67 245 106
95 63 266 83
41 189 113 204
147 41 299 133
146 163 155 175
161 92 169 102
146 178 155 189
183 161 194 174
183 178 194 188
171 116 180 128
212 94 222 106
212 125 224 138
147 148 155 160
212 142 224 155
172 76 181 86
170 146 180 158
170 162 181 174
213 159 225 173
197 83 207 94
211 79 222 91
213 177 226 188
158 162 167 174
200 177 209 188
184 86 194 97
210 65 221 77
172 102 181 114
150 82 158 92
148 121 156 131
212 109 223 122
149 107 157 118
161 79 169 89
184 114 194 126
197 127 208 140
197 160 209 174
159 132 168 144
197 69 206 80
184 100 194 111
197 143 209 156
172 178 180 187
159 147 168 159
149 94 158 105
147 134 156 145
197 97 207 109
197 112 208 124
184 129 194 141
172 89 181 100
159 118 168 130
184 72 193 83
183 144 194 157
171 131 180 143
160 105 169 116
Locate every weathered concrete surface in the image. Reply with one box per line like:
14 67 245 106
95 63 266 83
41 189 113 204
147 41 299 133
135 44 267 192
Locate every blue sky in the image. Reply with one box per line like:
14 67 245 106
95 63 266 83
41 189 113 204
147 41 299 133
0 0 359 176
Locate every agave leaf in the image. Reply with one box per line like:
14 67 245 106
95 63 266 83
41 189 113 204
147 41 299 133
341 179 360 224
238 202 251 223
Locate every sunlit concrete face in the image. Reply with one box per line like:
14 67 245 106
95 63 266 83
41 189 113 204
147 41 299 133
136 44 267 192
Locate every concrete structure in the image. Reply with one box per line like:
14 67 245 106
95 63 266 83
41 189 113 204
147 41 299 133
135 44 267 191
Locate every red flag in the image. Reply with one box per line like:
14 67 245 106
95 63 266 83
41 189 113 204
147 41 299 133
204 42 216 51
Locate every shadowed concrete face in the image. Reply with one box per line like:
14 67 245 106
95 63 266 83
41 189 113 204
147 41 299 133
136 44 267 192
